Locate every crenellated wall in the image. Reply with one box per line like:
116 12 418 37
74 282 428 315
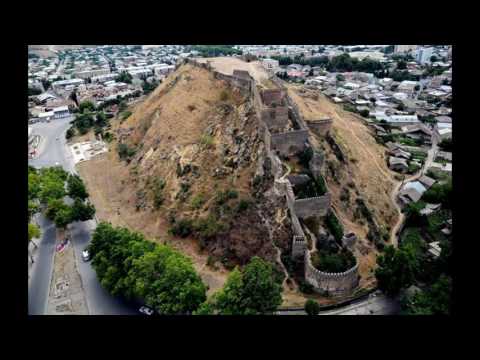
304 251 360 297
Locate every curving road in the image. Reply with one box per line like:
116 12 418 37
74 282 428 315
28 117 137 315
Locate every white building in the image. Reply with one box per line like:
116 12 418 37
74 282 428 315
416 47 434 65
394 45 418 54
262 58 279 72
91 73 118 83
52 105 70 119
75 68 111 79
52 78 85 91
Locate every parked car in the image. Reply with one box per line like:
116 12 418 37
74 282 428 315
82 249 90 262
139 306 154 316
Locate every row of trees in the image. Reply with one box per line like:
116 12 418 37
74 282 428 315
272 53 386 75
28 166 95 230
188 45 242 57
88 222 206 314
88 223 283 315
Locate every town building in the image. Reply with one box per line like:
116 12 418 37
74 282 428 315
262 58 279 72
394 45 418 54
416 47 434 65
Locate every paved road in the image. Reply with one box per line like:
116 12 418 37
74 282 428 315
28 118 137 315
28 215 56 315
277 293 400 315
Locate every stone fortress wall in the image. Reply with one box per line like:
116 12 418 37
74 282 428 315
183 58 359 297
304 251 360 297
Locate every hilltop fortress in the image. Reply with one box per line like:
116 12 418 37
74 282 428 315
183 58 359 297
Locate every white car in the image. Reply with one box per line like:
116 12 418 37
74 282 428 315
82 250 90 262
139 306 154 316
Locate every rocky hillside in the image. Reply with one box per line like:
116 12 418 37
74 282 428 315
78 63 288 291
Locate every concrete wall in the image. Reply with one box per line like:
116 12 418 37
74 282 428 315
293 193 331 219
270 130 309 156
304 251 360 297
307 119 333 137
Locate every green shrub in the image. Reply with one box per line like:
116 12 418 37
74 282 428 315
215 188 238 205
305 299 321 315
120 110 132 121
169 218 194 238
219 90 229 101
235 199 251 213
152 178 166 209
200 135 214 148
311 249 355 273
117 143 136 160
193 215 228 241
191 193 206 210
325 211 344 241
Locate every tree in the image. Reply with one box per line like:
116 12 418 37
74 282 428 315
54 206 73 230
430 55 438 63
69 90 79 107
115 71 133 84
375 245 420 296
130 246 207 314
38 177 66 205
359 109 370 117
422 178 452 209
304 299 320 315
414 84 421 91
70 198 95 222
78 100 95 113
214 257 282 315
336 74 345 82
67 174 89 200
89 222 206 314
96 111 108 127
397 60 407 70
65 127 75 140
402 275 451 315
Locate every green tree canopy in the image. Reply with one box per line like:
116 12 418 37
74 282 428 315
70 199 95 222
305 299 320 315
213 256 282 315
375 244 420 296
402 275 451 315
89 222 206 314
78 100 96 113
67 174 89 200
